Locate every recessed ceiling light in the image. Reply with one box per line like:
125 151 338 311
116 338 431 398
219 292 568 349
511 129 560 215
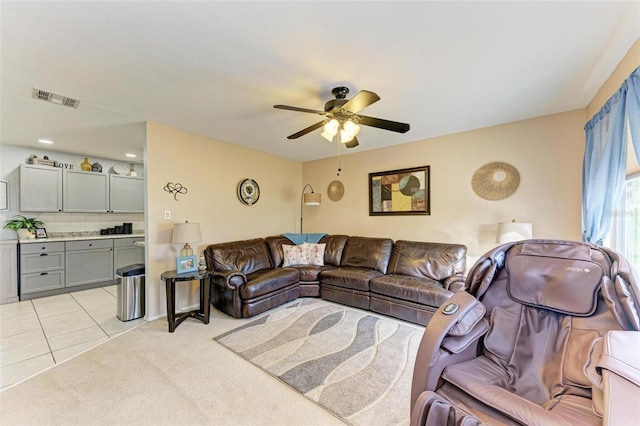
38 139 54 144
125 153 136 158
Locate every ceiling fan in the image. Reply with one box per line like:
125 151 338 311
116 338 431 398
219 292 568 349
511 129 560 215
273 86 410 148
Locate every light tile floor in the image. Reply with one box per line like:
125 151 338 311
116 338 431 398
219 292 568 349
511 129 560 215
0 285 145 390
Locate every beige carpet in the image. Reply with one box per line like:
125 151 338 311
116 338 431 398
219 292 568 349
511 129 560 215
0 304 347 425
215 299 425 426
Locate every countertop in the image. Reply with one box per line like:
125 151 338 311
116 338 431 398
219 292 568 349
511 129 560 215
19 232 145 244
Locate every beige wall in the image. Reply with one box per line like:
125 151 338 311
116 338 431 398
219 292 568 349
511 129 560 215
143 38 638 320
144 122 301 319
587 37 640 174
302 110 585 258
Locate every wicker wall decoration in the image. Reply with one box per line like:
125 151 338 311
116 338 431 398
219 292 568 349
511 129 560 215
471 162 520 201
327 180 344 202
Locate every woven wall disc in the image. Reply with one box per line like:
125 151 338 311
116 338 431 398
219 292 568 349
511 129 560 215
327 180 344 201
471 162 520 201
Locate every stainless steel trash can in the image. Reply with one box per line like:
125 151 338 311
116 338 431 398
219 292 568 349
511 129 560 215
116 263 145 321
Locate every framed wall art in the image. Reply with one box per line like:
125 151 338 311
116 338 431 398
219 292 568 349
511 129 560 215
369 165 430 216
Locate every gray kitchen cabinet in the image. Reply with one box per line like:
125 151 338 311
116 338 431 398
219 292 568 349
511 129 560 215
113 237 144 275
20 242 66 295
19 164 63 212
0 241 19 304
63 169 109 213
109 175 144 213
65 239 114 287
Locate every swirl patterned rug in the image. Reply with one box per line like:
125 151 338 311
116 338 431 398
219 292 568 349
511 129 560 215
214 298 425 426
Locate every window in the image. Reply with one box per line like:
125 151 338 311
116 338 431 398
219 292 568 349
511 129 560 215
608 173 640 272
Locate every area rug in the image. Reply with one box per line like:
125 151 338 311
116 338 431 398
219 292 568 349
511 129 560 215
214 298 425 426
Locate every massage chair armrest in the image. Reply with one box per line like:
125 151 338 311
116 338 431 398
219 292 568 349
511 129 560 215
443 273 466 292
410 390 486 426
212 269 247 290
591 331 640 425
410 291 488 413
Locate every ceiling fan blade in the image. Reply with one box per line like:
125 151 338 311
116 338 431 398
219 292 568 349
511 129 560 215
345 137 359 149
341 90 380 113
357 115 410 133
274 104 326 115
287 120 326 139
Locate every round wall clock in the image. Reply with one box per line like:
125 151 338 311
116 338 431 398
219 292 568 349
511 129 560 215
237 178 260 205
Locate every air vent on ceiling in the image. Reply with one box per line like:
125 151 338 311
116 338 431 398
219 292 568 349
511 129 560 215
32 88 81 108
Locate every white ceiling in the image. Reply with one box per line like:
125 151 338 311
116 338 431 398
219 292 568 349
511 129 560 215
1 1 638 164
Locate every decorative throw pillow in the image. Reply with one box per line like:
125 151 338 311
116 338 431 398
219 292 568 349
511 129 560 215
303 242 326 266
282 244 309 267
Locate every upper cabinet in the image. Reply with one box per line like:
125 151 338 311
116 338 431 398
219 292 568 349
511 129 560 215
63 169 109 213
109 175 144 213
20 164 63 212
19 164 144 214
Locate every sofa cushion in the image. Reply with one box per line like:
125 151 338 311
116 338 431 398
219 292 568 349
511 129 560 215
388 240 467 281
266 235 348 268
370 274 454 307
341 236 394 273
294 264 336 282
320 267 384 291
239 268 300 300
303 242 326 266
282 244 310 266
206 238 272 274
319 235 349 267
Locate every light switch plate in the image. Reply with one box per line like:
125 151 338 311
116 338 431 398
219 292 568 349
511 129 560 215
164 210 171 220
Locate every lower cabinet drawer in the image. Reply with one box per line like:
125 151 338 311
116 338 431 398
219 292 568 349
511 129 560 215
21 252 65 274
21 270 65 294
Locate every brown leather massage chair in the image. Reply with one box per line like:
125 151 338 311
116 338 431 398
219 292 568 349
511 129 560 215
410 239 640 425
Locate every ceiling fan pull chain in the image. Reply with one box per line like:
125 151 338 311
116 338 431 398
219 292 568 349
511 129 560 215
336 142 342 176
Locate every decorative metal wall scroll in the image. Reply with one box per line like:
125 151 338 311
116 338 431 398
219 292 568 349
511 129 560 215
164 182 188 200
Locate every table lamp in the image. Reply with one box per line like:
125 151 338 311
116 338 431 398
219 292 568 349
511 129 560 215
496 220 533 244
172 221 202 256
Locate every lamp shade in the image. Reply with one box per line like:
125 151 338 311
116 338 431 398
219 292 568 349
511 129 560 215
303 192 321 205
496 221 533 244
172 222 202 244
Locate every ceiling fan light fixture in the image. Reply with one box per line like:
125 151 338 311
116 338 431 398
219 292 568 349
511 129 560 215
324 119 339 134
321 119 339 142
320 131 334 142
340 120 360 143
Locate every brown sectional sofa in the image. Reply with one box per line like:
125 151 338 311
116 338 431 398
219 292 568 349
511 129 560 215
204 234 467 325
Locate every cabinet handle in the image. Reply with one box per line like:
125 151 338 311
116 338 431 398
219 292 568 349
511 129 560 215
40 272 48 276
40 253 48 257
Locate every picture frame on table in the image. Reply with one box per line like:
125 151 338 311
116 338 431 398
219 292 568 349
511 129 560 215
176 255 198 274
369 165 431 216
35 228 48 239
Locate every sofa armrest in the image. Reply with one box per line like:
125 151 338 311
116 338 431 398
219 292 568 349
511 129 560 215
212 269 247 290
443 273 466 292
411 291 488 413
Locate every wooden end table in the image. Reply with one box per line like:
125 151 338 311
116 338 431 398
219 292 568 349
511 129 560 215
161 269 213 332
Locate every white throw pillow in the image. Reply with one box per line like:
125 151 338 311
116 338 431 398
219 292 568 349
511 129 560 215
282 244 309 266
303 242 326 266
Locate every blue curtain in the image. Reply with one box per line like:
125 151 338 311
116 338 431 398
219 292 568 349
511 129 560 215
582 66 640 245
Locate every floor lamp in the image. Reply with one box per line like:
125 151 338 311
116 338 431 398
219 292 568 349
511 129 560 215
300 184 320 233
